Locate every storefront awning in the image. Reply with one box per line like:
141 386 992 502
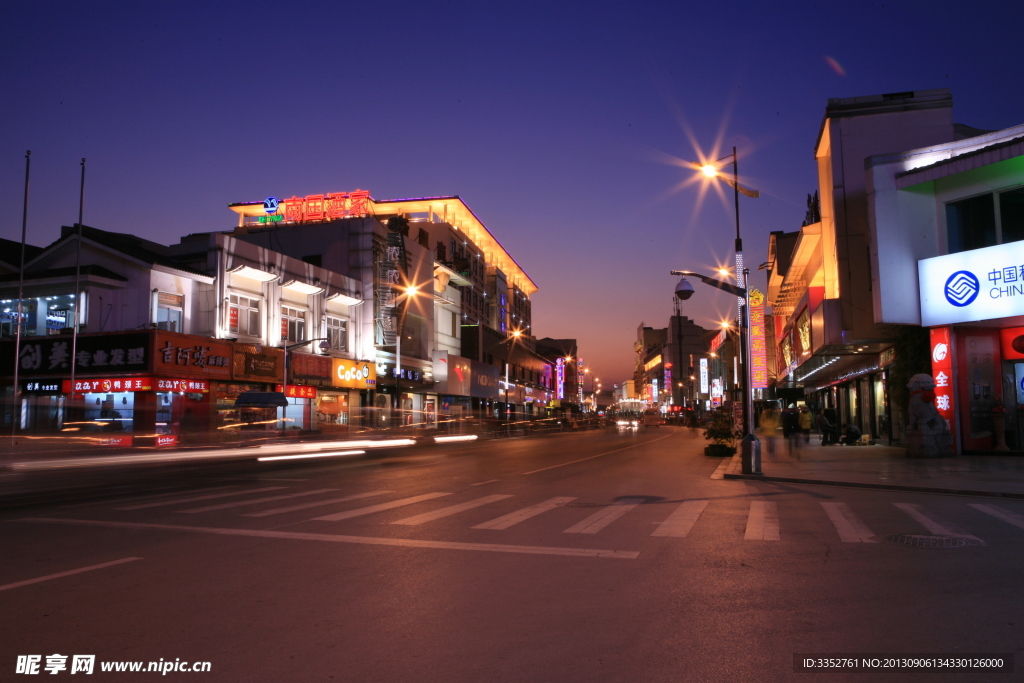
234 391 288 407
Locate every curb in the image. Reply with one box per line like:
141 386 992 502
722 471 1024 499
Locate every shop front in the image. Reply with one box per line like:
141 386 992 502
219 344 284 434
920 241 1024 453
432 351 471 430
470 360 500 419
323 358 376 432
375 357 434 428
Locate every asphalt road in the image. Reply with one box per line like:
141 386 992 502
2 427 1022 682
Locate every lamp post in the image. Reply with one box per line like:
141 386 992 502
503 329 523 423
671 269 761 474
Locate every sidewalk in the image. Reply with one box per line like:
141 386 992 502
722 434 1024 498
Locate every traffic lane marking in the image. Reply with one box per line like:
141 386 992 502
312 493 452 522
243 491 394 517
564 498 646 534
474 497 577 530
820 502 878 543
116 487 288 510
13 518 639 560
522 433 674 475
969 503 1024 530
390 495 513 526
893 503 985 544
652 500 709 537
744 501 780 540
0 557 143 592
176 489 340 514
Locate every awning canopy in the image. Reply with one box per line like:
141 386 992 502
234 391 288 408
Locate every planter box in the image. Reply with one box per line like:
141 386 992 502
704 444 736 457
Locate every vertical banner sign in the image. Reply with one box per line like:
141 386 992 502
555 358 565 400
699 358 709 394
748 289 768 389
930 327 956 446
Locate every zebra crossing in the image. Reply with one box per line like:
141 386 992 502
95 484 1024 546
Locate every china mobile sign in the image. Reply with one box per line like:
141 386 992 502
920 241 1024 325
930 328 956 445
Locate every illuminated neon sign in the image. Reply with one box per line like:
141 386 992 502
749 289 768 389
274 190 371 224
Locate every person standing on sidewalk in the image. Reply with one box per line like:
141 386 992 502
782 405 800 455
816 409 838 446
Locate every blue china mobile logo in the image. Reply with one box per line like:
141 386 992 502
944 270 980 307
263 197 279 215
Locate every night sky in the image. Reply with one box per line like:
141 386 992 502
4 1 1022 386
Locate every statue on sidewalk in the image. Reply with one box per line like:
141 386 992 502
904 373 953 457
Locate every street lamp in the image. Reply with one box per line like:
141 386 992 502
393 285 420 427
690 147 760 325
671 268 761 474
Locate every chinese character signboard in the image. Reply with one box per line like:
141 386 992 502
1 332 150 377
930 327 956 447
699 358 709 394
275 384 318 399
64 377 156 393
233 346 284 383
749 289 768 389
290 352 333 383
920 241 1024 326
153 331 231 379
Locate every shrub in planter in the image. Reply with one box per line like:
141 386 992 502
703 410 740 457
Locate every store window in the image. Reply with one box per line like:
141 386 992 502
282 306 307 343
327 316 348 351
157 292 184 332
229 294 261 337
947 187 1024 254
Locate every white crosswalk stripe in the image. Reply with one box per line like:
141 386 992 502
744 501 779 540
968 504 1024 531
243 491 394 517
473 497 577 530
564 498 645 534
116 487 287 510
176 489 340 514
312 492 452 522
820 502 878 542
391 495 513 526
652 500 709 537
893 503 985 544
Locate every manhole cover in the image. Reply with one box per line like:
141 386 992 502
884 534 969 549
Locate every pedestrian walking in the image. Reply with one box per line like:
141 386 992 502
782 405 800 454
759 406 781 459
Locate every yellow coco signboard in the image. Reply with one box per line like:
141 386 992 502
331 359 376 389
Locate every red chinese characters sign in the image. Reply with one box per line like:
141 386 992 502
275 384 318 399
930 327 956 446
278 190 371 224
749 290 768 389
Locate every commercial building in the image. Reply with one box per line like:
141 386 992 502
225 191 551 425
768 89 993 441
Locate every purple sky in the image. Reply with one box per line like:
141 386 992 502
4 1 1023 386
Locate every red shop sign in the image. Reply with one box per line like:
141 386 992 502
64 377 155 393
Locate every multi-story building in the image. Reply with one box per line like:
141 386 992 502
1 224 371 440
225 190 550 424
768 89 991 440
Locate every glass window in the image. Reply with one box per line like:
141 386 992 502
947 194 996 254
282 306 306 343
229 294 261 337
327 316 347 351
1000 187 1024 245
